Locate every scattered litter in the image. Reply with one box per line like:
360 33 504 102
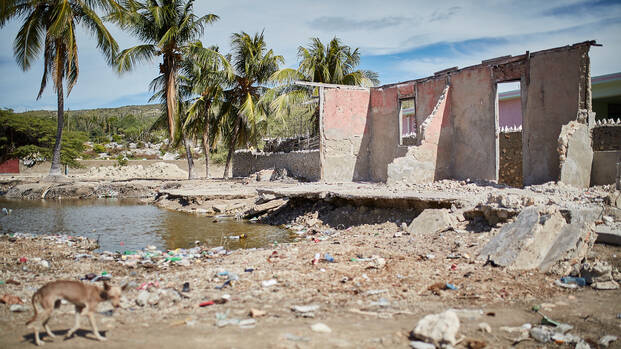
262 279 278 288
560 276 586 287
284 333 311 342
478 322 492 333
599 335 618 347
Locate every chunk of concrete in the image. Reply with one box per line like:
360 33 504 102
413 310 460 346
558 121 593 188
479 206 599 273
595 226 621 246
407 209 455 235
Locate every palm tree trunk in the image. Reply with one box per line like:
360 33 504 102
202 123 210 179
165 55 177 141
49 76 64 176
223 120 239 179
182 134 196 180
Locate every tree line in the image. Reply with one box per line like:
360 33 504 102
0 0 378 179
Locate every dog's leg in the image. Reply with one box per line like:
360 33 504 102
43 316 55 338
65 306 83 339
87 312 106 341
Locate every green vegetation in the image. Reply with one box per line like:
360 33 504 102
18 104 163 144
0 109 86 168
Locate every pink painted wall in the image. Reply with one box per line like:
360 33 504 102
499 97 522 127
321 88 371 181
323 88 370 139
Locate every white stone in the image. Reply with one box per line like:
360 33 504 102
413 310 460 346
311 323 332 333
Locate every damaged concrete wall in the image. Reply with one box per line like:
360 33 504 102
449 66 498 180
522 44 591 185
321 87 371 182
558 121 593 188
232 150 320 181
387 85 450 184
368 78 448 182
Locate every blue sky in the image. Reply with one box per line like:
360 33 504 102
1 0 621 111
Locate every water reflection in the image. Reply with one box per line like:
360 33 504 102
0 198 292 252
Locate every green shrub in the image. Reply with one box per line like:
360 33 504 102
93 144 106 153
116 155 128 166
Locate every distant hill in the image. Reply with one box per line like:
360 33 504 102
17 104 161 119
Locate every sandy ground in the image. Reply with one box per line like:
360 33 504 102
0 177 620 348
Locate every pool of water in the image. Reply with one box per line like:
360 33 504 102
0 199 292 252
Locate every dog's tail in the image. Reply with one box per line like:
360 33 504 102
25 293 40 326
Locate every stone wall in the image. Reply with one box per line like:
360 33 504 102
20 159 216 176
232 150 320 182
591 151 621 186
499 131 523 187
592 124 621 151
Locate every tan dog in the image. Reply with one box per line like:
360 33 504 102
26 280 126 345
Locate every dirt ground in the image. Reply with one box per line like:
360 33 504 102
0 176 620 348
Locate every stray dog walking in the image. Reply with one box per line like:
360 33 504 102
26 280 126 346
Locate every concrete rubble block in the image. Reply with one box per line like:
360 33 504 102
407 209 456 235
581 261 619 290
595 226 621 246
558 121 593 188
479 206 600 273
413 310 460 346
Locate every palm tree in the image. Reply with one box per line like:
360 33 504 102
220 31 283 178
109 0 218 143
272 37 379 135
0 0 119 176
181 42 232 179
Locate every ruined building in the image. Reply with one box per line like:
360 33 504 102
235 41 617 188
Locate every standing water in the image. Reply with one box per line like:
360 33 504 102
0 199 292 252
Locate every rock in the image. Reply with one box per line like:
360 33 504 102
147 292 160 306
249 308 266 318
581 261 615 284
9 304 27 312
39 260 50 268
478 322 492 333
413 310 460 346
311 323 332 333
292 304 319 318
575 340 591 349
407 209 456 235
602 215 614 225
409 341 435 349
599 335 618 347
595 225 621 246
479 206 599 272
136 290 149 307
212 204 228 213
592 280 619 290
270 168 288 181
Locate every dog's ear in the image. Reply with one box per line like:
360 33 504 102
99 290 109 300
103 281 111 291
121 283 129 291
